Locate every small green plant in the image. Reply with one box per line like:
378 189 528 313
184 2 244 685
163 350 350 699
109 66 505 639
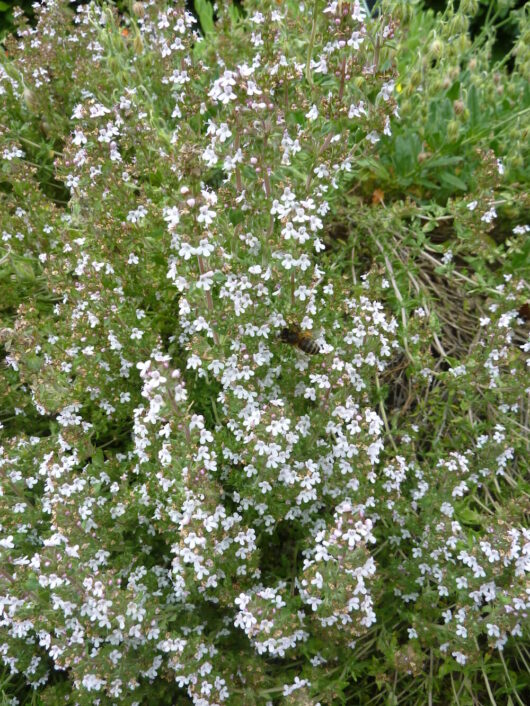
0 1 528 705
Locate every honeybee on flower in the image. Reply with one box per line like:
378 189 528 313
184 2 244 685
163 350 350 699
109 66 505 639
279 322 322 355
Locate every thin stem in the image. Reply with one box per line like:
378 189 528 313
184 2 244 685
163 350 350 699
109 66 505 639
234 122 242 193
18 135 63 156
428 648 434 706
375 372 398 452
305 0 319 87
197 255 220 346
350 245 357 285
450 672 462 706
211 396 221 427
0 245 12 265
481 665 498 706
338 57 346 102
369 230 412 362
497 649 526 706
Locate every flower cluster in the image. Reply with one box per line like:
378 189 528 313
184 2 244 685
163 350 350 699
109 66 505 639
0 1 528 705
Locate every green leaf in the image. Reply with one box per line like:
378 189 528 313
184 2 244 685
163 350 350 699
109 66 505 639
0 1 11 11
11 258 35 280
468 84 480 128
392 133 421 177
428 156 463 168
357 156 390 181
458 507 482 525
426 98 453 150
508 237 530 271
25 354 43 372
229 209 245 226
438 660 458 678
24 576 40 592
417 177 439 189
228 4 241 25
194 0 215 35
91 448 104 469
446 80 460 101
439 171 467 191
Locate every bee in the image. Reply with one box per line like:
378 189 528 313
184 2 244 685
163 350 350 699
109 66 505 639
518 302 530 322
279 323 321 355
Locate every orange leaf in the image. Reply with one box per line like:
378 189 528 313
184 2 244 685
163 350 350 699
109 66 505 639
372 188 385 205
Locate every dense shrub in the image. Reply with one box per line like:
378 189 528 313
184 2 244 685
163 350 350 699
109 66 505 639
0 1 528 705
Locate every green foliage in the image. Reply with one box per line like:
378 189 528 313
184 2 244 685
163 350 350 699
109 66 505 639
0 0 16 40
193 0 214 34
0 1 528 706
371 0 530 205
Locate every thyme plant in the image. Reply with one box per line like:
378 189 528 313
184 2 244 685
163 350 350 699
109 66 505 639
0 1 528 705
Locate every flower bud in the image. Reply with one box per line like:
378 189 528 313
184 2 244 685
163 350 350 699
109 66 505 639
456 35 470 54
447 120 460 141
429 39 443 60
132 2 145 17
453 99 465 115
410 71 422 88
133 34 143 54
448 14 468 36
460 0 478 12
40 120 51 137
23 86 38 113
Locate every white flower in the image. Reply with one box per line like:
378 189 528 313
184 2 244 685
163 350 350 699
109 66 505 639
481 207 497 224
208 70 238 104
348 101 367 119
163 206 180 229
306 104 318 122
72 129 87 146
217 123 232 142
89 103 111 118
348 31 364 50
378 80 395 102
126 205 148 223
0 535 14 549
202 144 218 166
351 0 367 22
197 204 216 227
246 80 262 97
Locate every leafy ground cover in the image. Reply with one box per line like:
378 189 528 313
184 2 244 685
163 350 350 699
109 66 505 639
0 1 529 705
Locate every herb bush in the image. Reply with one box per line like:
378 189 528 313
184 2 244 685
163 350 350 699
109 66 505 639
0 1 529 704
